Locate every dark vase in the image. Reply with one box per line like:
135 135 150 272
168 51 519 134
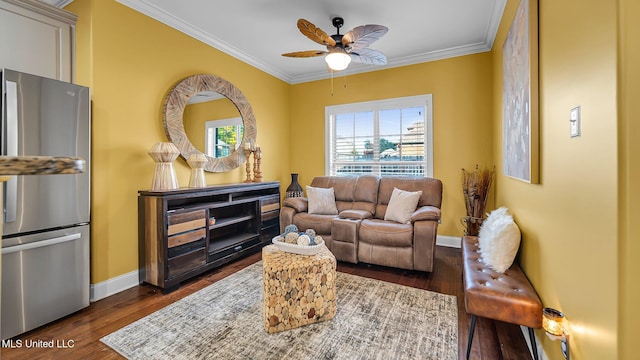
285 173 303 198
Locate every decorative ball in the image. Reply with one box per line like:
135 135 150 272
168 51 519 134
305 229 316 239
297 234 310 246
284 224 299 235
315 235 324 245
274 235 284 243
285 232 299 244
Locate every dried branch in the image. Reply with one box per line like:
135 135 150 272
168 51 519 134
461 165 495 219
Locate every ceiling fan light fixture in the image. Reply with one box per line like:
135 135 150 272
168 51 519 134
325 51 351 71
282 17 387 72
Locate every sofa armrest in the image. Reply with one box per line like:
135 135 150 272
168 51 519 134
283 197 308 212
411 205 441 223
339 209 373 220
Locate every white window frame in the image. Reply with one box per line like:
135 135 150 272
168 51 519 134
205 117 242 158
325 94 433 177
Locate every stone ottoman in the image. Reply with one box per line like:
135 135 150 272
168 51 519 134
262 244 337 333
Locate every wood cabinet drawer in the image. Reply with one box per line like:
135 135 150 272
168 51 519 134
168 249 206 279
168 228 206 248
262 209 279 222
168 209 206 236
261 224 280 243
260 195 280 214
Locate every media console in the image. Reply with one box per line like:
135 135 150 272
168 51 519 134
138 182 280 292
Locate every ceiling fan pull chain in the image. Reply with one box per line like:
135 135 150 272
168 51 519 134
343 69 348 90
330 69 335 96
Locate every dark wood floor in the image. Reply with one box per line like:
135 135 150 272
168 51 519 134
1 246 531 360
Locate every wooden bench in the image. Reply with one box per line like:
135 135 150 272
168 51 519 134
462 236 543 360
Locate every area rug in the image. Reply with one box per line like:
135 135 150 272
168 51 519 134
101 262 458 360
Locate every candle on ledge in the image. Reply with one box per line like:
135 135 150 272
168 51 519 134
244 142 251 150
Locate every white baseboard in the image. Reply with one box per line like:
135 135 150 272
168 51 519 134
436 235 461 248
520 325 549 360
90 269 140 302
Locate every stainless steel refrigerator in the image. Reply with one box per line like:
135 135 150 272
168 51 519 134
1 69 90 340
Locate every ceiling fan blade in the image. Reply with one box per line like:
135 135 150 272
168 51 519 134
282 50 328 58
342 24 388 50
297 19 337 47
350 48 388 65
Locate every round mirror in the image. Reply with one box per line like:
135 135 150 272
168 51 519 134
183 93 243 158
163 74 257 172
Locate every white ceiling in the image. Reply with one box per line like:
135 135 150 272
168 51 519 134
49 0 507 84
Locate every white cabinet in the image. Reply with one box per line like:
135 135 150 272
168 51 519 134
0 0 76 81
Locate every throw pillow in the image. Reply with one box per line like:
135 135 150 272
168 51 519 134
477 207 521 273
306 186 338 215
384 187 423 224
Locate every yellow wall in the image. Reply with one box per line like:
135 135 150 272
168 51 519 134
290 55 495 236
66 0 291 283
493 0 619 359
618 1 640 359
65 1 639 358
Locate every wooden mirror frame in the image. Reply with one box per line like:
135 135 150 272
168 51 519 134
163 74 257 172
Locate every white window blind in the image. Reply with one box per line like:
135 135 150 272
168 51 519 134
325 95 433 177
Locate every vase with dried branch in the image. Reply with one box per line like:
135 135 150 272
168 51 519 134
461 165 495 236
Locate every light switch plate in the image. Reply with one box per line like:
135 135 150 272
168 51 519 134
570 106 581 137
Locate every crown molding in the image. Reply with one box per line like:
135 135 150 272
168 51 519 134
49 0 74 7
287 41 494 84
269 0 505 85
4 0 77 23
116 0 506 85
484 0 507 50
116 0 292 83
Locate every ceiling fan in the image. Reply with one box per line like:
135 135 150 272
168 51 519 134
282 17 389 71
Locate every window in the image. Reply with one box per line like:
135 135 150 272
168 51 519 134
205 117 243 158
325 95 433 177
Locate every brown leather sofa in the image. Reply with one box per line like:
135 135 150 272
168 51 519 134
280 175 443 272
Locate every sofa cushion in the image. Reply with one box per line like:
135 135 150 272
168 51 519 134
478 207 521 273
411 206 441 222
293 213 336 235
283 197 308 212
310 175 378 214
384 187 422 224
375 177 443 219
339 209 373 220
306 186 338 215
359 219 413 247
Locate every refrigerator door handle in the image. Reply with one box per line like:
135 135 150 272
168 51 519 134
3 80 18 223
1 233 81 255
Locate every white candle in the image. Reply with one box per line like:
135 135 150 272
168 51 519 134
244 142 250 150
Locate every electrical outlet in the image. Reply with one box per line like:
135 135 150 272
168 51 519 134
570 106 581 137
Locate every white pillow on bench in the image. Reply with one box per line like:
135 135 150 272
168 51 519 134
478 207 521 273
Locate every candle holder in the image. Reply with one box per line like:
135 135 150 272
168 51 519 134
542 307 570 360
244 149 253 183
149 142 180 190
187 153 207 188
253 146 263 182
